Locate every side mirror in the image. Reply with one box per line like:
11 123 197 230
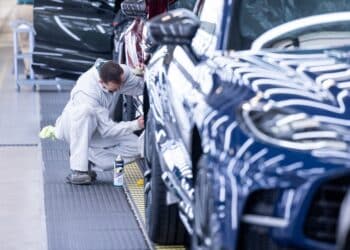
144 8 200 46
121 0 147 18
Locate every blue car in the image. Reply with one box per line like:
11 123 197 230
142 1 350 249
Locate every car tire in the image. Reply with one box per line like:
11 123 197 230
113 95 124 122
113 95 137 123
345 233 350 250
123 95 136 121
338 191 350 250
192 161 222 250
144 111 187 245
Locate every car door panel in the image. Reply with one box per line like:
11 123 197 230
82 0 115 53
146 46 196 204
33 0 115 79
168 46 198 148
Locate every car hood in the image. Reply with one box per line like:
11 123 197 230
197 46 350 164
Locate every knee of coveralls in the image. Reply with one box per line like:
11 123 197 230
69 104 98 172
88 133 142 171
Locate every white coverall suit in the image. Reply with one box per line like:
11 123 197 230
54 63 144 172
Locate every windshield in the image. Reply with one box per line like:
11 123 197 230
235 0 350 49
261 22 350 50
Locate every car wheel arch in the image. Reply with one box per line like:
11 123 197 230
143 85 150 121
190 125 203 186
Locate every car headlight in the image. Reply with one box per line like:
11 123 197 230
240 101 349 151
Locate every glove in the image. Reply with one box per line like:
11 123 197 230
39 125 56 140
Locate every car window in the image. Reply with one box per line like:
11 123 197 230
229 0 350 50
191 0 222 56
258 21 350 50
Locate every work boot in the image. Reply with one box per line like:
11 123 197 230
66 170 92 185
88 161 97 182
89 170 97 182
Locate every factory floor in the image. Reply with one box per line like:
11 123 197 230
0 2 149 250
0 2 45 250
0 2 186 249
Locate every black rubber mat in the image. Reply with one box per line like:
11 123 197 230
40 91 149 250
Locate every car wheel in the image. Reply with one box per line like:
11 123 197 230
192 164 222 250
345 233 350 250
144 111 187 245
338 191 350 250
113 95 124 122
123 95 136 121
113 95 137 122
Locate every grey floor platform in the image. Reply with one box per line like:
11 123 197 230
1 2 148 249
40 91 149 250
0 2 46 250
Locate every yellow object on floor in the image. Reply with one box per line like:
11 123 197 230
136 178 144 186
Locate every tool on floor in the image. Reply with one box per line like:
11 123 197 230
114 155 124 187
136 178 144 186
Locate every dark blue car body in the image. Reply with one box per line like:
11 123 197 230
143 1 350 249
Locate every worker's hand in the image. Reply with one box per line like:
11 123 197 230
137 116 144 129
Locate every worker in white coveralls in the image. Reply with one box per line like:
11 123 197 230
40 59 144 185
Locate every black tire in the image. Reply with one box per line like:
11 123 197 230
115 38 135 123
192 161 222 250
123 95 136 121
112 95 124 122
144 111 187 245
112 95 136 122
345 233 350 250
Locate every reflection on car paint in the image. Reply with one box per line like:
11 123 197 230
146 35 350 250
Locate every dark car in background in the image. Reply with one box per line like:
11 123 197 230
33 0 120 79
142 0 350 249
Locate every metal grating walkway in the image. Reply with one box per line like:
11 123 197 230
124 162 185 250
39 90 149 250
